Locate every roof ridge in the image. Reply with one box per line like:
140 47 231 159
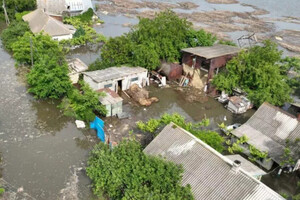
48 16 72 34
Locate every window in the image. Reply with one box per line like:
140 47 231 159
104 83 113 88
131 77 138 82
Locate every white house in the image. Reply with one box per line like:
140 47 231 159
22 9 75 41
82 66 149 93
37 0 94 16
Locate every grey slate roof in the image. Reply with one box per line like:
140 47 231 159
144 123 284 200
181 44 240 59
22 9 73 36
82 66 147 83
232 102 300 163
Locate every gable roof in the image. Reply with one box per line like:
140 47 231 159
232 102 300 163
82 66 148 83
181 44 240 59
144 123 284 200
22 9 73 36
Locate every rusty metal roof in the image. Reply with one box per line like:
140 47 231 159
181 44 241 59
232 102 300 164
144 123 284 200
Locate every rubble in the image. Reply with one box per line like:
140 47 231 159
126 84 159 106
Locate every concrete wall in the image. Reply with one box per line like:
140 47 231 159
52 34 73 41
105 101 123 117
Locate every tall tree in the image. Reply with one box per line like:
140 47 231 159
212 40 292 107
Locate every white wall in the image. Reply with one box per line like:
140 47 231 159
84 71 148 92
69 73 79 84
52 34 73 41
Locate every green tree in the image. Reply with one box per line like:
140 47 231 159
1 0 36 20
86 139 194 199
212 40 292 107
11 32 64 65
0 21 30 51
27 55 72 99
59 81 107 122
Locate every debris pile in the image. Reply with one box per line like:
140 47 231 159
127 84 159 106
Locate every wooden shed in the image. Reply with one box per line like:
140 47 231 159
181 44 240 92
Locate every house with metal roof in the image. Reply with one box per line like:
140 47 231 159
22 9 75 41
37 0 93 16
181 44 240 93
82 66 148 93
144 123 284 200
232 102 300 170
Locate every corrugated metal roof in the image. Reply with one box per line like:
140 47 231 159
181 44 241 59
82 66 148 83
144 123 284 200
22 9 73 36
232 102 300 163
97 88 123 105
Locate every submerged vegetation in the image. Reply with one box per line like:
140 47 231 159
89 10 216 71
87 139 194 199
137 113 225 153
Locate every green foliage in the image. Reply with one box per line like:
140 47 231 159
59 81 107 122
212 40 292 107
69 8 94 24
137 113 225 153
228 143 243 154
218 40 237 46
86 139 194 199
1 0 36 20
0 188 4 196
27 55 72 99
15 11 30 21
0 21 30 51
248 145 268 162
62 12 106 46
12 32 64 65
93 10 216 71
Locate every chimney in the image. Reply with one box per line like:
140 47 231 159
231 160 241 173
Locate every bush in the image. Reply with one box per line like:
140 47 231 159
0 188 4 196
86 139 194 199
27 55 72 99
15 11 31 21
137 113 225 153
59 81 107 122
0 21 30 51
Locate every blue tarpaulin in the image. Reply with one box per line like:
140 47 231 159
90 117 105 142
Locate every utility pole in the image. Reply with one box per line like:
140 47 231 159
2 0 10 25
30 37 34 67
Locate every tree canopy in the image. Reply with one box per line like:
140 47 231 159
86 139 194 200
0 21 30 51
212 40 292 107
0 0 36 20
90 10 216 71
27 55 72 99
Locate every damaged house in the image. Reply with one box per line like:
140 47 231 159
181 44 240 93
232 102 300 170
144 122 284 200
82 66 148 93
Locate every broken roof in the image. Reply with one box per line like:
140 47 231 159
82 66 148 83
232 102 300 163
225 155 266 177
181 44 241 59
229 96 251 107
22 9 73 36
144 123 284 200
97 88 123 105
67 58 88 74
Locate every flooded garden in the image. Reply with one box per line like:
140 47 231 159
0 0 300 199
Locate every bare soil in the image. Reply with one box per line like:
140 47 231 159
205 0 238 4
275 30 300 53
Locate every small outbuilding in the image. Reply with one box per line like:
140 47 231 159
97 88 123 117
227 96 252 114
22 9 75 41
181 44 240 92
82 66 149 93
67 58 88 84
